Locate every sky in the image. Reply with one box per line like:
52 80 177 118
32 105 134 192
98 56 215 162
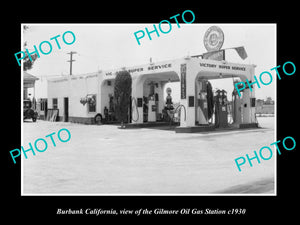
23 24 276 101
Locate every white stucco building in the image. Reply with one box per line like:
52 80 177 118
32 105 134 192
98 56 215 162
47 56 258 132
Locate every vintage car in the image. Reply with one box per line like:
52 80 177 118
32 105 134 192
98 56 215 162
23 99 38 122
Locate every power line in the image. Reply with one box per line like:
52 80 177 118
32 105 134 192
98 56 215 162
67 51 77 75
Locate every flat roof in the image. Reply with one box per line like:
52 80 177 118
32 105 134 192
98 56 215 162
48 56 255 82
47 72 99 82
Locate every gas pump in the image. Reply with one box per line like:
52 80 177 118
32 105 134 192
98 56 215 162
147 82 159 122
162 87 174 122
214 89 228 128
148 95 156 122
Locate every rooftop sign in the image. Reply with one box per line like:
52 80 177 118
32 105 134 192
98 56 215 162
203 26 224 52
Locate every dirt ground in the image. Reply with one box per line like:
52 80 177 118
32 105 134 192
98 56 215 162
22 117 275 195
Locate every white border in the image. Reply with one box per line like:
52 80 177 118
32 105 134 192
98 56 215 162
21 24 24 196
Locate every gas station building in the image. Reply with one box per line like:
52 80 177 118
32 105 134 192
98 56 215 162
47 56 258 132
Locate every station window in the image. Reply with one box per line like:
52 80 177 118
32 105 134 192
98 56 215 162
52 98 58 109
87 94 96 112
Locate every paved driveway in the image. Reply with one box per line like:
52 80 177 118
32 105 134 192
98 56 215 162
22 117 275 195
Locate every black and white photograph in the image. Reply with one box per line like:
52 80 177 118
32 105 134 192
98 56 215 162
21 24 276 195
4 5 298 221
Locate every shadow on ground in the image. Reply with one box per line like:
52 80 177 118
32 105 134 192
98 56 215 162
214 177 275 194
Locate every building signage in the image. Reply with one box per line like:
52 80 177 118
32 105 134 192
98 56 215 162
127 67 144 73
148 63 171 71
200 62 246 71
105 63 172 76
202 50 225 61
180 64 187 99
203 26 224 52
199 63 217 68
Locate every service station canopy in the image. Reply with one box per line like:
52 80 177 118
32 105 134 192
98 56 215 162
101 57 254 83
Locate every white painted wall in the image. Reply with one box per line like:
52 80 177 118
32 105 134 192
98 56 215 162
47 73 100 119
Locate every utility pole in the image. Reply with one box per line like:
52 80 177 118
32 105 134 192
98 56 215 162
67 51 77 75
